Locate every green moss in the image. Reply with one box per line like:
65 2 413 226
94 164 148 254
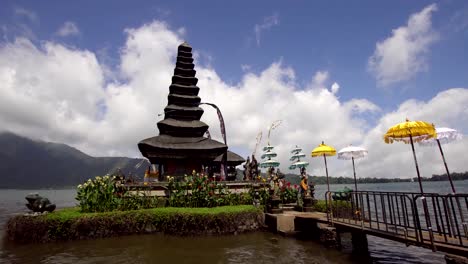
45 205 260 220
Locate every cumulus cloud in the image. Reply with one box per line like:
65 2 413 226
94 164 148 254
355 88 468 180
56 21 80 37
0 19 466 180
254 13 279 47
368 4 438 87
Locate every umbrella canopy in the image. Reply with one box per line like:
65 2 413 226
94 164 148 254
383 119 436 144
289 161 309 170
311 142 337 157
263 145 274 151
291 146 302 153
260 159 280 168
418 127 463 193
337 145 368 160
311 141 336 192
337 145 368 193
383 119 436 194
261 150 277 159
290 153 306 161
419 127 462 146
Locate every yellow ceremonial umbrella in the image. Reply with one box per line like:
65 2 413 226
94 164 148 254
383 119 436 194
311 141 336 192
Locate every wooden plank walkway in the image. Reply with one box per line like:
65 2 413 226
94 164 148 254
291 212 468 256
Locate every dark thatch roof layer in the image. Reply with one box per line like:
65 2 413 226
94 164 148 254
213 151 245 166
138 135 227 160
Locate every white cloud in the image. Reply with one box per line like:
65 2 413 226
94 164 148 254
241 64 251 72
8 7 39 40
0 20 467 181
310 71 329 88
254 13 279 47
56 21 80 37
368 4 438 87
14 7 38 23
331 82 340 94
355 88 468 180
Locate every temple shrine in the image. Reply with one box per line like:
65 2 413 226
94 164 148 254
138 42 243 179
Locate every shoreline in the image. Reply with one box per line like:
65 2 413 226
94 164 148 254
5 206 264 244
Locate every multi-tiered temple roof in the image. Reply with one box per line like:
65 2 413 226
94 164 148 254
138 42 227 175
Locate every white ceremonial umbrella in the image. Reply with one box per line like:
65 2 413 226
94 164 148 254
419 127 463 193
337 145 368 192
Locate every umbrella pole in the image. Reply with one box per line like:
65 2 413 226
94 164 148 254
352 157 358 192
409 135 424 194
324 154 330 192
437 139 456 193
352 156 360 212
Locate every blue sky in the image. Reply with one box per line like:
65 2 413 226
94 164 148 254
0 1 467 178
2 0 467 111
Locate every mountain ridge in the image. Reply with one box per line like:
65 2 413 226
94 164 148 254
0 132 147 188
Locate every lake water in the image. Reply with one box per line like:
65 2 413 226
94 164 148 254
1 180 467 264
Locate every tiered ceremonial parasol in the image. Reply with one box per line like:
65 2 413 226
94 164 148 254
289 146 309 171
383 119 436 194
311 141 336 192
337 145 368 192
419 127 463 193
260 145 280 168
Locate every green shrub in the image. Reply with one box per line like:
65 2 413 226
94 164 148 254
76 175 120 212
76 176 165 212
279 181 298 203
313 199 352 214
167 171 254 208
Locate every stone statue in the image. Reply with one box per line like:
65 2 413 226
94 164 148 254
25 193 56 213
250 155 259 180
243 156 251 181
266 167 282 214
299 168 316 212
300 168 311 197
277 168 284 179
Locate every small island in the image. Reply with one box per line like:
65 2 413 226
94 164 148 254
5 42 326 244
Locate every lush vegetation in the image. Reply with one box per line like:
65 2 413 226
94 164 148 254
7 205 263 243
75 172 302 212
76 175 161 212
279 181 298 204
166 172 253 208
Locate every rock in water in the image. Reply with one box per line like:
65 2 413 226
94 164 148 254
25 193 56 213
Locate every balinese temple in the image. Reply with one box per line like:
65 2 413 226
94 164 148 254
138 42 243 178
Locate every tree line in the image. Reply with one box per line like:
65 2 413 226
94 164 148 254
280 171 468 185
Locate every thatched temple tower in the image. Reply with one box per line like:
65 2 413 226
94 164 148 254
138 42 229 177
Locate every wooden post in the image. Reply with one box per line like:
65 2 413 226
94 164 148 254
324 154 330 192
437 139 456 193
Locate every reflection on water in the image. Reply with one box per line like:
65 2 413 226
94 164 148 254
1 233 359 264
1 181 467 264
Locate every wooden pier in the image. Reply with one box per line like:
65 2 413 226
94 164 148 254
266 191 468 259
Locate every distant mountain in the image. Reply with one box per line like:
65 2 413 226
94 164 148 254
0 132 148 189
